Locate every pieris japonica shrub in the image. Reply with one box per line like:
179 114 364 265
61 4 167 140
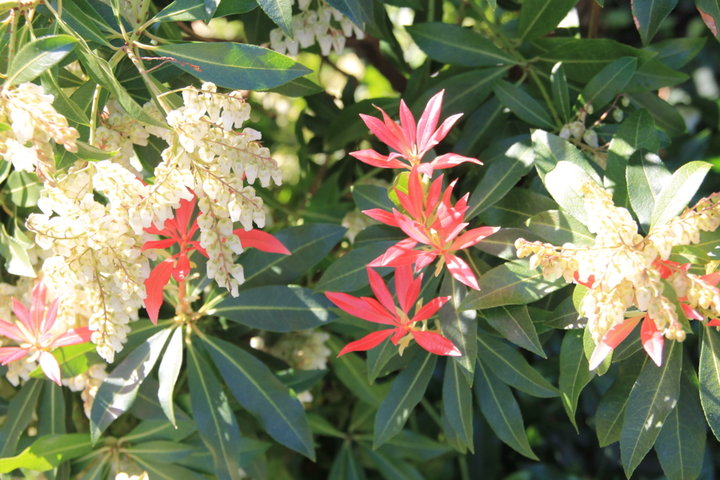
0 0 719 478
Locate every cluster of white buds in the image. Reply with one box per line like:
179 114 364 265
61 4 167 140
0 82 79 176
268 330 332 370
269 0 364 56
27 162 150 362
93 99 150 172
516 181 720 345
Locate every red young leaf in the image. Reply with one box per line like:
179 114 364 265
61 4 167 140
234 229 291 254
144 259 175 324
411 330 461 356
337 329 395 357
640 316 664 367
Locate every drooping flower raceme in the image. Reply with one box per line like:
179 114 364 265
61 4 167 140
326 266 460 357
515 181 720 368
0 281 91 385
365 171 498 289
351 90 482 175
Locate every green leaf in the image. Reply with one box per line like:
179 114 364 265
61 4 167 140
655 368 706 480
581 56 637 110
329 442 366 480
373 352 437 447
30 342 99 380
0 379 43 457
123 419 196 443
647 37 707 69
476 335 558 398
360 445 424 480
325 0 373 27
650 161 712 228
700 327 720 440
187 341 245 480
267 76 323 97
6 35 77 85
483 305 546 358
0 224 36 277
439 275 477 382
382 430 453 461
697 0 720 37
240 224 345 288
626 58 688 92
518 0 578 41
202 335 315 460
38 382 65 436
0 433 91 473
325 98 399 151
257 0 292 35
148 43 311 91
90 328 172 443
131 456 207 480
124 440 197 464
466 139 534 220
543 161 601 227
531 129 600 180
422 68 508 119
525 210 594 245
632 0 679 44
41 73 91 126
407 23 514 66
461 260 565 310
550 62 572 122
158 327 183 427
596 356 646 446
559 330 594 431
6 170 41 207
213 285 335 332
473 227 542 260
367 340 401 383
620 340 682 477
605 109 659 207
46 0 111 46
493 80 555 129
329 338 388 406
441 360 474 453
477 188 557 227
474 360 538 460
628 92 686 136
315 242 396 292
626 151 671 230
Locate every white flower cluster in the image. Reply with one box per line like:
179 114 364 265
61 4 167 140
27 162 151 362
0 82 79 176
93 99 150 172
269 0 364 56
268 330 331 370
516 181 720 345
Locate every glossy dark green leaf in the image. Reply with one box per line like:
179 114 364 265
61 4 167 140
7 35 77 85
361 445 424 480
187 342 245 480
373 352 437 447
47 0 112 46
240 224 345 288
629 92 686 136
474 227 542 260
421 68 508 118
655 367 706 480
315 242 396 292
647 37 706 68
124 440 197 464
131 457 206 480
466 139 534 220
484 305 545 358
531 129 599 180
477 188 557 227
550 62 572 122
626 58 688 92
632 0 679 44
605 109 659 207
476 335 558 398
441 360 474 453
493 80 555 129
620 340 682 477
154 0 253 21
626 151 671 230
518 0 578 40
697 0 720 37
0 433 91 473
325 0 373 27
581 56 637 110
700 327 720 440
6 170 41 207
328 442 366 480
329 338 389 406
0 379 43 457
148 43 311 91
213 285 335 331
439 275 476 382
325 98 399 151
474 360 538 460
650 161 712 228
90 328 172 443
123 419 196 443
257 0 293 35
41 73 91 126
38 383 65 437
382 430 453 461
202 335 315 459
407 23 514 66
559 330 594 431
461 260 565 310
352 185 393 212
525 210 594 245
158 327 183 427
543 161 603 227
367 340 401 383
267 76 323 97
596 356 646 446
